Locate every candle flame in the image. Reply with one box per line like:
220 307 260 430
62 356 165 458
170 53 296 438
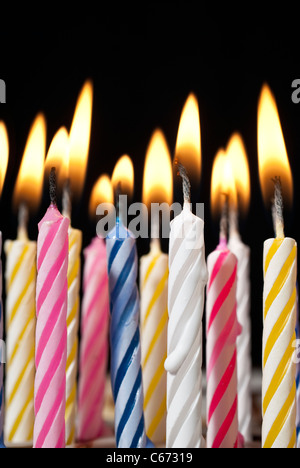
143 129 173 208
0 121 9 196
68 79 93 200
257 83 293 208
13 113 46 213
112 155 134 199
89 174 114 220
44 127 69 192
175 93 201 186
226 133 251 215
211 148 237 219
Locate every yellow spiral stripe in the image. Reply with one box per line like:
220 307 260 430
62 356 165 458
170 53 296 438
141 258 168 443
5 242 36 443
65 228 81 445
264 245 296 320
263 239 297 448
263 382 296 448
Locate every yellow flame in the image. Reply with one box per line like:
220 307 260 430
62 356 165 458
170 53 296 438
13 113 46 213
257 83 293 208
44 127 69 191
175 93 201 185
112 155 134 199
226 133 251 215
89 174 114 220
143 129 173 208
211 148 237 219
0 121 9 196
68 80 93 200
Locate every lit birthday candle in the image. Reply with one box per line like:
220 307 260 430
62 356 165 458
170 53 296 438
0 121 9 448
258 84 297 448
5 114 45 447
206 149 240 448
165 93 206 449
77 175 113 442
44 79 93 445
33 168 69 448
106 156 150 448
226 134 252 443
140 129 173 445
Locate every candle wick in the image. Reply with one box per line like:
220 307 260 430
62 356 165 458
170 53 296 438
220 193 229 243
272 176 285 239
49 167 57 207
115 182 122 223
62 178 72 220
175 159 191 205
17 202 29 241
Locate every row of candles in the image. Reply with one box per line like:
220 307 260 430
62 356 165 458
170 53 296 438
0 80 297 448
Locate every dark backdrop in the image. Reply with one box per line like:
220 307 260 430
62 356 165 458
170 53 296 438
1 5 300 367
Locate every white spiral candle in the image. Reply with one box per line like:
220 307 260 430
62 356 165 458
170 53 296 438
165 202 207 448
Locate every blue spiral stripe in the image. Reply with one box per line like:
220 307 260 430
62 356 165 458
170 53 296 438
113 327 140 401
116 368 143 446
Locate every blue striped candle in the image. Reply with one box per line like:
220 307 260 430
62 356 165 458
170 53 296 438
106 219 151 448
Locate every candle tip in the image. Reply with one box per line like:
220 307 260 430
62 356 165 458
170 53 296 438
175 159 191 204
49 167 57 206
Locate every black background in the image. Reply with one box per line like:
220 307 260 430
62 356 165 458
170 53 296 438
1 5 300 367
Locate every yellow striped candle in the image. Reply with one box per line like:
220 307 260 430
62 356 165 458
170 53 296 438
4 227 36 446
140 129 173 445
262 236 297 447
4 114 46 446
140 239 168 445
258 84 297 448
65 225 82 445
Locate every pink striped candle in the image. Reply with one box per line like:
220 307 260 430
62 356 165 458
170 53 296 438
206 237 241 448
77 237 109 442
33 194 69 448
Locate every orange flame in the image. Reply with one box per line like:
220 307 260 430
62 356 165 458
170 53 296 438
226 133 251 215
0 121 9 196
112 155 134 199
211 148 237 219
68 80 93 200
143 129 173 208
13 113 46 213
175 93 201 186
89 174 114 220
257 84 293 208
44 127 69 192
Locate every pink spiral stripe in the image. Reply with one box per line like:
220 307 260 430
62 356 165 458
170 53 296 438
206 244 239 448
77 237 109 443
33 205 69 449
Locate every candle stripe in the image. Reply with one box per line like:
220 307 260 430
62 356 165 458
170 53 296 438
140 248 168 445
166 209 207 448
4 239 36 445
262 237 297 448
34 207 69 448
264 289 296 366
206 246 239 448
77 237 109 443
264 246 297 318
212 396 238 448
65 227 81 446
107 225 148 449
